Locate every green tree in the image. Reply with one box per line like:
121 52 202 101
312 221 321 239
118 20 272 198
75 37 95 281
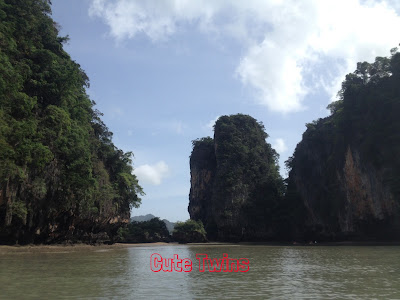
285 47 400 241
0 0 143 244
173 219 207 243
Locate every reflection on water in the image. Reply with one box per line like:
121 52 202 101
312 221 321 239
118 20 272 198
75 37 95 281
1 245 400 299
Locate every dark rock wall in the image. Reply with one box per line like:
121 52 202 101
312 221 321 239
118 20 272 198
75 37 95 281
189 115 283 241
188 138 217 238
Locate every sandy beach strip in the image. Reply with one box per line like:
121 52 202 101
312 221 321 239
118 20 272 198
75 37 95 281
0 242 177 254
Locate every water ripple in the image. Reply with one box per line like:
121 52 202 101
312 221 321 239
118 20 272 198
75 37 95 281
0 245 399 299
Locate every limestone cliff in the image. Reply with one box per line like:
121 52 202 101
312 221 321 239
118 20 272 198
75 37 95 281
189 114 284 241
188 137 216 237
286 51 400 241
0 0 142 244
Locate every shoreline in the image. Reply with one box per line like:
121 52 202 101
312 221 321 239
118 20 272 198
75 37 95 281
1 240 400 253
0 242 173 253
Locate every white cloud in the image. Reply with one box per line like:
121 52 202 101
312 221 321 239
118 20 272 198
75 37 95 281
165 120 185 135
272 138 287 154
89 0 400 112
154 120 187 135
205 115 220 131
133 161 170 185
388 0 400 14
109 106 123 119
172 121 184 134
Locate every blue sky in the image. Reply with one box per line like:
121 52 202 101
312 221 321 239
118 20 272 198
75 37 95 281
51 0 400 222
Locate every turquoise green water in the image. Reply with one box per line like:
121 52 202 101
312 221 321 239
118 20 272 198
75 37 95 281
0 245 399 299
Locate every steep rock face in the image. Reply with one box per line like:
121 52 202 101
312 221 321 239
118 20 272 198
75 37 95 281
0 0 142 244
288 138 400 240
188 137 217 238
286 51 400 241
189 114 284 241
341 147 395 231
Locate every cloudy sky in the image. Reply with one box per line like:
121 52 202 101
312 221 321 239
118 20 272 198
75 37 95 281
52 0 400 222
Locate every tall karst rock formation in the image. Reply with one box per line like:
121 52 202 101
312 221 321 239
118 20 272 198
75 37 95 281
189 114 285 241
0 0 143 244
285 50 400 241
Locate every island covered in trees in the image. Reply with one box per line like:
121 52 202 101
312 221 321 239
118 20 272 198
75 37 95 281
189 48 400 242
1 0 400 245
0 0 143 244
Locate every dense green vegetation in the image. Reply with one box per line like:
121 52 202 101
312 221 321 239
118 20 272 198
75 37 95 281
0 0 143 244
214 115 285 239
118 218 170 243
189 114 285 241
118 218 206 243
4 0 398 245
172 219 207 243
285 48 400 240
190 49 400 242
131 214 176 234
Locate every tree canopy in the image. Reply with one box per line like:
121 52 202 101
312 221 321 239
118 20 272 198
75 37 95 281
0 0 143 244
284 47 400 241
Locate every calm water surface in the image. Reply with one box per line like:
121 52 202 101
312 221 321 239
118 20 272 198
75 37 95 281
0 244 399 299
